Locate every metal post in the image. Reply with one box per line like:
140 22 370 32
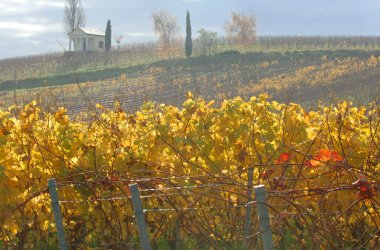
47 179 68 250
129 184 151 250
244 168 254 250
254 185 274 250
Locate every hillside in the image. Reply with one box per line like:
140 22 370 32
1 49 380 114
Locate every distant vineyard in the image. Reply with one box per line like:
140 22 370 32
0 96 380 248
1 53 380 115
1 36 380 83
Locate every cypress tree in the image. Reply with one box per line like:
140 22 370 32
185 10 193 58
105 19 112 53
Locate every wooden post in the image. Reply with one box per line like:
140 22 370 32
254 185 274 250
244 168 254 250
47 179 68 250
129 184 151 250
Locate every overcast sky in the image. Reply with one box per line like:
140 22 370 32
0 0 379 59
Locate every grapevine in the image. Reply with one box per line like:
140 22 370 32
0 96 379 248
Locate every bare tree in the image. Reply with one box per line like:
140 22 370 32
114 35 124 50
64 0 86 51
225 12 256 46
198 28 218 56
152 10 179 57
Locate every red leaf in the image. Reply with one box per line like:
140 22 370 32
305 159 322 168
353 176 374 200
274 152 290 165
330 151 344 161
307 149 343 168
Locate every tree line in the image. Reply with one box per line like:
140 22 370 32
63 0 256 57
